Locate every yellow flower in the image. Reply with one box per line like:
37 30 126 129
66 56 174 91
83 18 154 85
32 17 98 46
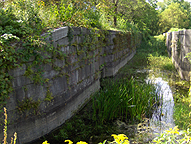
111 134 129 144
111 134 118 139
65 140 73 144
165 126 180 135
123 140 130 144
42 140 50 144
76 141 88 144
117 134 128 141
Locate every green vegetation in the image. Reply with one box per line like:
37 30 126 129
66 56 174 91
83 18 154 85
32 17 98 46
92 78 157 123
152 126 191 143
158 2 189 34
1 0 191 143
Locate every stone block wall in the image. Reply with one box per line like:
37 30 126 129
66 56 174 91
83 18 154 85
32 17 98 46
166 30 191 81
0 26 141 144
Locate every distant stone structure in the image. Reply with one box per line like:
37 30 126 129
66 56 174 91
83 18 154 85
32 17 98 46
166 30 191 81
0 26 141 144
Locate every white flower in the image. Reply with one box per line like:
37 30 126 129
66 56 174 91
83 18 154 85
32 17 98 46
16 20 23 23
1 34 20 40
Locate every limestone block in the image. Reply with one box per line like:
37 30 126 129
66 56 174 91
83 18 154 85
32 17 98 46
8 64 26 77
60 46 70 55
76 79 86 91
81 27 90 35
69 70 79 86
85 65 91 77
25 84 46 101
184 30 191 48
71 63 79 72
105 55 115 63
52 27 68 42
78 67 86 81
57 37 69 46
78 36 86 44
54 59 65 68
14 87 26 102
90 63 96 75
12 76 33 88
41 63 53 71
50 76 68 96
70 27 81 36
70 36 78 45
70 45 77 53
6 93 17 111
53 41 58 48
42 70 59 79
99 56 105 67
70 54 78 64
78 52 86 61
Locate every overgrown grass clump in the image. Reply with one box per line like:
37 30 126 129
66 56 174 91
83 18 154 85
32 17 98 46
92 78 158 123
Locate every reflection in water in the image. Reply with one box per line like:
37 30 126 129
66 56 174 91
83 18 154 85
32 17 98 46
147 77 175 134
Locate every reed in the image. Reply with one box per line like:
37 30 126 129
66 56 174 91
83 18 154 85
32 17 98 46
92 77 157 124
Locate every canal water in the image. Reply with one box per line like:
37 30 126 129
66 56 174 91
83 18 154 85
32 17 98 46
131 69 176 143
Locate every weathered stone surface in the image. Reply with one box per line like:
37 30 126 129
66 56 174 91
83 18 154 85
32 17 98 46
14 87 26 102
57 37 69 46
12 76 33 88
70 27 81 36
50 76 68 96
166 30 191 81
60 45 70 54
25 84 46 101
2 26 141 144
42 70 59 79
54 59 65 67
104 51 136 77
8 64 26 77
52 27 68 42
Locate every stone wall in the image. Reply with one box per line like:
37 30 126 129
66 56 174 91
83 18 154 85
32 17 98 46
0 26 141 144
166 30 191 81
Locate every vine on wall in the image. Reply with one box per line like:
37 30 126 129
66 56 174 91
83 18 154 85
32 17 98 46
0 26 138 121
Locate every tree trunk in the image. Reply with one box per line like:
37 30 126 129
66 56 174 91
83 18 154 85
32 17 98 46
113 0 119 27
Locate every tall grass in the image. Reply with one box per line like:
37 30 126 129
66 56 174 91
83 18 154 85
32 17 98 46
92 78 158 124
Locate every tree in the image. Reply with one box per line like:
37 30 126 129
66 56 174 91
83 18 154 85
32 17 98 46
116 0 159 35
158 2 189 33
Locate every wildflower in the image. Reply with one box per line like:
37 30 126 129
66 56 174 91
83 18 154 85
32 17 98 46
65 140 73 144
111 134 118 139
42 140 50 144
117 134 128 141
111 134 129 144
165 126 180 135
16 20 23 23
76 141 88 144
38 1 44 6
1 34 20 40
